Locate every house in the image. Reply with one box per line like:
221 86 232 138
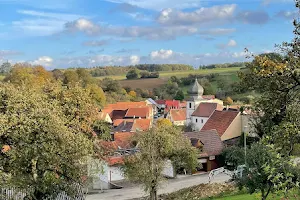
184 130 224 171
145 98 160 115
98 112 113 124
155 99 182 114
124 107 150 119
113 119 152 133
191 103 223 131
201 110 242 143
166 109 186 126
186 79 223 126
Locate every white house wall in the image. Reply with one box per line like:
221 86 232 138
193 117 209 131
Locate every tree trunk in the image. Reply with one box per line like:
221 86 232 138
150 188 158 200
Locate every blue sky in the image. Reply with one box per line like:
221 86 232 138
0 0 297 69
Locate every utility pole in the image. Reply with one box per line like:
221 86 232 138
244 126 248 166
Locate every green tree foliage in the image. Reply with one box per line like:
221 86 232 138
174 90 185 101
199 62 247 69
237 143 297 200
126 69 140 79
86 84 106 107
238 3 300 142
123 125 197 200
0 61 12 74
0 83 94 199
92 120 112 141
100 78 122 93
63 70 79 85
222 146 245 170
52 69 64 81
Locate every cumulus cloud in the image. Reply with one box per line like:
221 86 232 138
31 56 53 66
65 18 100 35
217 39 238 49
82 40 109 47
157 4 237 26
130 55 140 64
150 49 173 59
64 18 198 40
237 11 270 24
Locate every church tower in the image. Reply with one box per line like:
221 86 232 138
186 78 204 125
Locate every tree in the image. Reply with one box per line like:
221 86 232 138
238 2 300 142
86 84 106 107
100 78 122 93
63 70 79 85
4 64 53 87
92 120 112 141
52 69 64 81
0 61 12 74
174 90 185 101
0 83 94 199
123 126 197 200
126 69 139 79
157 118 172 127
224 97 233 105
222 146 245 170
236 143 297 200
76 68 94 86
128 90 137 98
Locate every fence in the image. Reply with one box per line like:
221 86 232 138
1 185 85 200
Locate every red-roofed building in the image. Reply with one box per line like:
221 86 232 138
191 103 223 131
167 109 186 126
125 107 150 119
201 110 241 141
184 130 224 171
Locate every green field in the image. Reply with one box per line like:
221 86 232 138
0 75 4 81
96 67 241 80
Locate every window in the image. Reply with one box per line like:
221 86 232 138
189 103 192 109
196 119 198 123
201 119 204 123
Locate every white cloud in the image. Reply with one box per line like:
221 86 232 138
64 18 199 40
65 18 100 35
31 56 53 66
276 10 298 19
157 4 237 26
237 11 269 24
130 55 140 64
227 39 237 47
262 0 293 6
150 49 173 59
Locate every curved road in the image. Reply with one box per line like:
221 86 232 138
86 173 231 200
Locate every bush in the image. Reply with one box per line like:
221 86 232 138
126 69 140 79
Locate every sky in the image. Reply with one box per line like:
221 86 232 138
0 0 298 69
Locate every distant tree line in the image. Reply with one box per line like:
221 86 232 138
126 69 160 80
199 62 248 69
90 64 194 77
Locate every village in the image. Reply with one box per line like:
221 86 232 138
87 78 253 195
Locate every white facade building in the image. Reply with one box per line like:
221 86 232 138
186 79 223 130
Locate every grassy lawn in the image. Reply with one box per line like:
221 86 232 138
0 75 4 81
214 191 300 200
95 67 241 80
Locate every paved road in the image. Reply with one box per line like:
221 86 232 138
86 173 231 200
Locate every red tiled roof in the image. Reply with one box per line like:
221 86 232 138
169 109 186 122
110 110 127 121
132 119 151 131
125 107 149 118
184 130 224 157
192 103 223 117
165 100 180 108
180 101 187 108
106 156 124 166
202 95 215 100
201 110 240 136
155 100 166 105
114 119 151 132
